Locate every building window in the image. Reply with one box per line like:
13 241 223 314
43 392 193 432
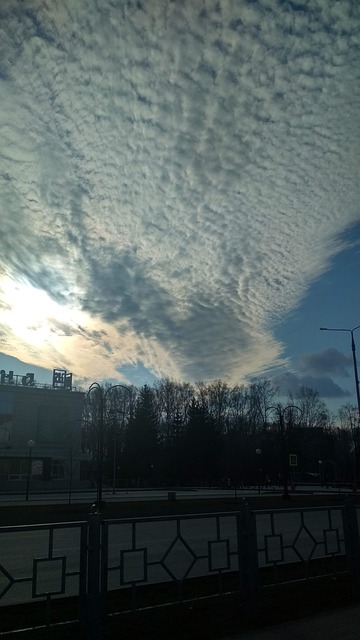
4 458 43 480
8 458 30 481
0 458 10 478
5 458 43 480
51 459 65 480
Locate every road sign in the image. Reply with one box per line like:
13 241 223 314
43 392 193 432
289 454 298 467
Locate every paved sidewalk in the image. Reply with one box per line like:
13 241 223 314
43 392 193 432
222 605 360 639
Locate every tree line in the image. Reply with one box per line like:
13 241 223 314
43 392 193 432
81 377 359 489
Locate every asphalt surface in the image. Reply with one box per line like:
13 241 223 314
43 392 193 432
222 605 360 640
0 484 350 506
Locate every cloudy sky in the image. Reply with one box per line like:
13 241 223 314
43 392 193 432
0 0 359 409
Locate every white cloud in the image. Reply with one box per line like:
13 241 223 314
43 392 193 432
0 0 359 387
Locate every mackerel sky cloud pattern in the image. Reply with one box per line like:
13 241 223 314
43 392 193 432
0 0 359 388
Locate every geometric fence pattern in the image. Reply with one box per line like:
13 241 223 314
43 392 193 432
103 512 240 604
0 502 359 637
256 506 345 581
0 521 87 606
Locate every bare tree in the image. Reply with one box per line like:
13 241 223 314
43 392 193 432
247 377 277 434
339 404 360 487
292 386 329 429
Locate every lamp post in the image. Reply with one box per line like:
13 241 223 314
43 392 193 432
87 383 130 509
66 417 93 505
318 459 323 487
320 325 360 491
255 449 262 493
320 326 360 417
268 404 301 500
25 439 35 501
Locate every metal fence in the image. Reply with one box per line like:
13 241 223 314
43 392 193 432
0 499 359 637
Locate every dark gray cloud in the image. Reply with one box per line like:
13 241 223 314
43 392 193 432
273 371 351 399
0 0 359 385
300 348 353 377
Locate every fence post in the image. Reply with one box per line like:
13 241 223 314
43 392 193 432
85 511 102 639
78 522 89 626
343 497 360 580
237 499 259 617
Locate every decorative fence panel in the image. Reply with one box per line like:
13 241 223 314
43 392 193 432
0 522 87 607
0 500 359 637
103 512 240 599
255 506 345 583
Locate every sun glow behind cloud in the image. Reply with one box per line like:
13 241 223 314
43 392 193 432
0 275 95 368
0 274 183 385
0 0 359 389
0 276 85 347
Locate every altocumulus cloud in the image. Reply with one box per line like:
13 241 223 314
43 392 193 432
0 0 359 385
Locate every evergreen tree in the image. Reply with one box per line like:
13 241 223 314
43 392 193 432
185 398 220 486
123 385 159 486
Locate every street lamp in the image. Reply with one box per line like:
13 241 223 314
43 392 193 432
25 439 35 501
255 449 262 494
268 404 301 500
320 325 360 491
87 383 130 509
65 418 93 505
318 459 323 487
320 326 360 418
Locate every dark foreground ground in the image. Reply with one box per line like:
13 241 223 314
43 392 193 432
2 575 359 640
1 494 359 639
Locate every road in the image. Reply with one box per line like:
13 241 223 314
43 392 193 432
0 484 348 506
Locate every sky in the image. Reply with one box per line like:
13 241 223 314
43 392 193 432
0 0 359 413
